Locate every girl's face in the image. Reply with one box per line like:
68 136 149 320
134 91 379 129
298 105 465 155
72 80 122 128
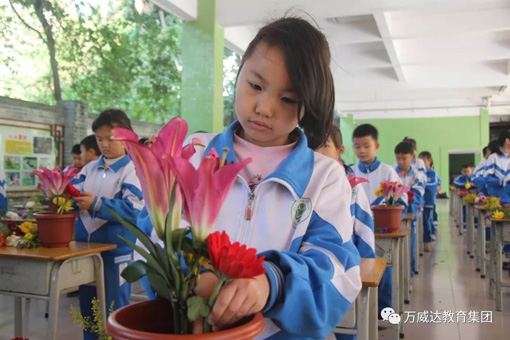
316 136 344 160
235 42 302 147
95 125 126 159
420 156 431 170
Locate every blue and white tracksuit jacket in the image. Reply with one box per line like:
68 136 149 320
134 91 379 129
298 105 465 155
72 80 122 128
0 166 7 211
139 121 362 340
352 159 407 312
396 166 424 275
423 168 438 242
483 152 510 204
344 165 375 259
474 159 487 195
352 159 408 208
453 174 471 190
71 155 144 340
394 158 426 206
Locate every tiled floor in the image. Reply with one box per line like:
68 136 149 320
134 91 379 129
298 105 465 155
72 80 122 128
1 200 509 339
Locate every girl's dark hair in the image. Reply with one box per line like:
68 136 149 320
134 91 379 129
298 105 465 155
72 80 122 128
92 108 133 132
488 139 499 154
496 130 510 155
239 17 335 149
80 135 101 156
394 142 414 155
353 123 378 141
402 137 417 151
327 125 343 149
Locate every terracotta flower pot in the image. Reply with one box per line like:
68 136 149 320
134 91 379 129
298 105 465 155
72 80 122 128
107 299 265 340
372 205 405 232
34 213 77 248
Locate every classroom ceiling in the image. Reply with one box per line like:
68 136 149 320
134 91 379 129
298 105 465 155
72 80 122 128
153 0 510 120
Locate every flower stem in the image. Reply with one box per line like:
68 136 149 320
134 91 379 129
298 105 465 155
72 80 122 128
203 276 228 333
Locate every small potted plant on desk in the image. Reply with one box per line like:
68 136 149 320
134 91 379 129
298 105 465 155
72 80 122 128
372 181 410 232
31 166 81 247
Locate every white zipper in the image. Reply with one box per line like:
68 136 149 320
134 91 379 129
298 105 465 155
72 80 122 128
236 175 298 244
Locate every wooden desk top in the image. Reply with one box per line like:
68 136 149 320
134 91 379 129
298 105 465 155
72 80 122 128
360 258 387 287
0 242 116 261
375 226 411 239
402 213 414 221
490 218 510 223
474 205 493 211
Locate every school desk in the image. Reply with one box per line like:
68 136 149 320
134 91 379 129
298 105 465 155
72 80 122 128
375 226 411 339
474 205 492 279
402 212 415 303
0 242 116 339
488 218 510 311
334 258 387 340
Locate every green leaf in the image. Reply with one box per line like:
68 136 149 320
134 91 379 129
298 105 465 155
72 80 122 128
147 268 173 301
121 260 147 283
187 296 210 321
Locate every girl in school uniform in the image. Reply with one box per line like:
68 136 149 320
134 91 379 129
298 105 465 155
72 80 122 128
419 151 438 251
139 17 361 340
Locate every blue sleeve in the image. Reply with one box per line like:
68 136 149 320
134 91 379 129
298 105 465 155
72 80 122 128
0 179 7 211
94 182 144 225
453 175 467 189
351 186 375 258
259 168 361 339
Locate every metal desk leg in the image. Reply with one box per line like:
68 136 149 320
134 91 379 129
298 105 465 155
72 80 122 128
404 234 411 304
92 254 107 326
467 205 474 257
489 221 496 299
356 287 369 340
391 239 402 339
14 296 22 337
494 224 503 311
480 216 487 279
369 287 378 340
459 201 465 236
418 209 423 258
47 262 63 340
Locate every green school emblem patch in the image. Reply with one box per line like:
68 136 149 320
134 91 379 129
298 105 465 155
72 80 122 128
291 198 312 228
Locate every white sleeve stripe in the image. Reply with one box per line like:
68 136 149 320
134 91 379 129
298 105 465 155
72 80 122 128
300 242 362 302
354 222 376 252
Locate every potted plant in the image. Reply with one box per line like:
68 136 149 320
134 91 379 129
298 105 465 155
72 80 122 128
105 117 265 339
372 181 410 232
31 166 81 247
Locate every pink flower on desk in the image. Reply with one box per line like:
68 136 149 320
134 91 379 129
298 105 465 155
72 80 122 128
394 184 410 203
171 148 251 242
113 117 202 240
32 165 79 198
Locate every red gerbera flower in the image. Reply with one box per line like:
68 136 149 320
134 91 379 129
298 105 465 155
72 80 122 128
0 231 6 247
206 231 265 279
407 191 415 203
66 184 82 198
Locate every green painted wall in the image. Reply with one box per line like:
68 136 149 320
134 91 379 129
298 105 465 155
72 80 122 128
342 110 489 191
181 0 224 134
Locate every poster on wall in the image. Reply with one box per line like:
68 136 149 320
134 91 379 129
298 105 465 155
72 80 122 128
0 127 57 190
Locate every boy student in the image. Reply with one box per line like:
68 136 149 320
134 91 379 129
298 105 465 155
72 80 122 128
453 164 473 189
80 134 101 165
64 144 85 172
395 141 425 275
351 123 407 315
71 109 144 340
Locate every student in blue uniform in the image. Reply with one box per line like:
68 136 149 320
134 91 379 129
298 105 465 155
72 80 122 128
419 151 438 252
315 125 375 259
72 109 144 340
394 141 425 275
351 123 407 316
0 164 7 211
453 164 473 189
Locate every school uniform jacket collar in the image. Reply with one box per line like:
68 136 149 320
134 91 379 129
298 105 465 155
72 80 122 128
203 120 314 198
395 166 416 177
93 154 132 172
357 158 381 174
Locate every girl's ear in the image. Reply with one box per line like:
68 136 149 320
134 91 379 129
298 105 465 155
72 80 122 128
338 145 345 158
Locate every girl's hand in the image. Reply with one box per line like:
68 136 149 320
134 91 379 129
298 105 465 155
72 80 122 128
208 273 270 330
74 192 96 210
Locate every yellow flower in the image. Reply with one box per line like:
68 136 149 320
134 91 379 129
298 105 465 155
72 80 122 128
19 222 37 234
52 196 66 206
465 183 472 189
492 211 505 220
24 232 33 240
375 185 383 197
53 196 73 213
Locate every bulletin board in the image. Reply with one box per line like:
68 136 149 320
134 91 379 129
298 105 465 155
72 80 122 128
0 126 58 191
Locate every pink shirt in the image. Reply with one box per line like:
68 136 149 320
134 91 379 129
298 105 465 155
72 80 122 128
233 133 296 191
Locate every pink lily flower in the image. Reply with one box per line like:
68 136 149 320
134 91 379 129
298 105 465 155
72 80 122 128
113 117 200 240
32 165 80 198
171 148 251 242
394 184 411 203
347 173 369 189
